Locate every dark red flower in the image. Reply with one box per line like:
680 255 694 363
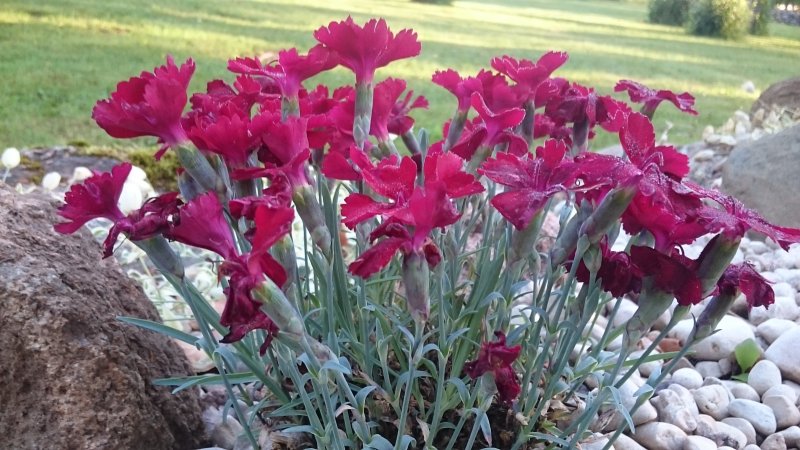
576 242 643 298
491 52 568 101
630 246 704 305
717 262 774 309
464 331 522 404
103 192 183 258
423 148 484 199
313 17 421 84
348 182 459 278
92 57 194 159
54 163 130 234
684 183 800 251
228 45 336 99
166 192 237 260
615 80 697 117
450 93 527 161
479 139 577 229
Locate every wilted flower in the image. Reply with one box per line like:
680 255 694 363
717 262 774 309
464 331 522 404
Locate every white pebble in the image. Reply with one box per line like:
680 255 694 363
41 172 61 190
671 368 703 390
729 382 760 402
749 296 800 325
721 416 756 445
69 166 93 183
765 327 800 383
763 385 799 404
652 385 699 432
761 433 787 450
632 422 687 450
695 414 747 448
748 360 783 396
1 147 20 169
692 149 715 162
118 181 144 215
695 361 723 379
613 434 646 450
778 425 800 447
728 398 777 435
693 385 730 420
757 319 798 345
763 395 800 429
682 435 715 450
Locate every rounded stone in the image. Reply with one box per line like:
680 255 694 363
748 360 783 396
721 417 757 445
749 296 800 325
694 414 747 449
760 433 787 450
652 385 699 433
729 382 761 402
756 319 797 345
763 395 800 430
693 385 731 420
671 368 703 390
695 361 723 379
777 425 800 447
682 435 716 450
632 422 687 450
728 398 777 435
763 384 799 404
613 433 646 450
668 315 755 361
765 327 800 383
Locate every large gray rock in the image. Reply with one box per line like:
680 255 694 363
721 125 800 227
0 186 207 449
750 77 800 115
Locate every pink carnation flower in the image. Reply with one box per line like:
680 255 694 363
92 57 194 159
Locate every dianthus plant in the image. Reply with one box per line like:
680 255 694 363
56 17 800 450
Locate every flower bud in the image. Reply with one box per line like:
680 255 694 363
695 234 741 297
2 147 21 170
292 184 332 258
444 109 469 152
580 180 639 244
690 292 737 343
623 281 674 350
402 252 430 323
177 169 204 201
175 145 225 198
550 200 593 268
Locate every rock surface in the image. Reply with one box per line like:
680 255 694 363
721 125 800 227
765 327 800 383
750 77 800 115
0 186 207 449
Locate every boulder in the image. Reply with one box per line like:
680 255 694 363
750 77 800 115
0 186 207 449
721 125 800 227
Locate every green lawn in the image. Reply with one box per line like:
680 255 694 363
2 0 799 150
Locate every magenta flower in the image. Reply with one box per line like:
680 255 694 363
432 69 518 112
370 78 413 141
479 139 577 230
54 163 130 234
387 86 428 136
630 246 704 306
717 263 774 309
348 183 459 278
340 150 417 228
228 45 336 99
423 148 484 199
321 145 363 181
615 80 697 118
313 17 421 84
189 76 264 118
237 113 312 187
92 57 194 159
464 331 522 405
491 51 569 101
166 192 237 260
450 93 527 161
183 111 256 167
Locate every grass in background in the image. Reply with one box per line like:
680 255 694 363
2 0 799 150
